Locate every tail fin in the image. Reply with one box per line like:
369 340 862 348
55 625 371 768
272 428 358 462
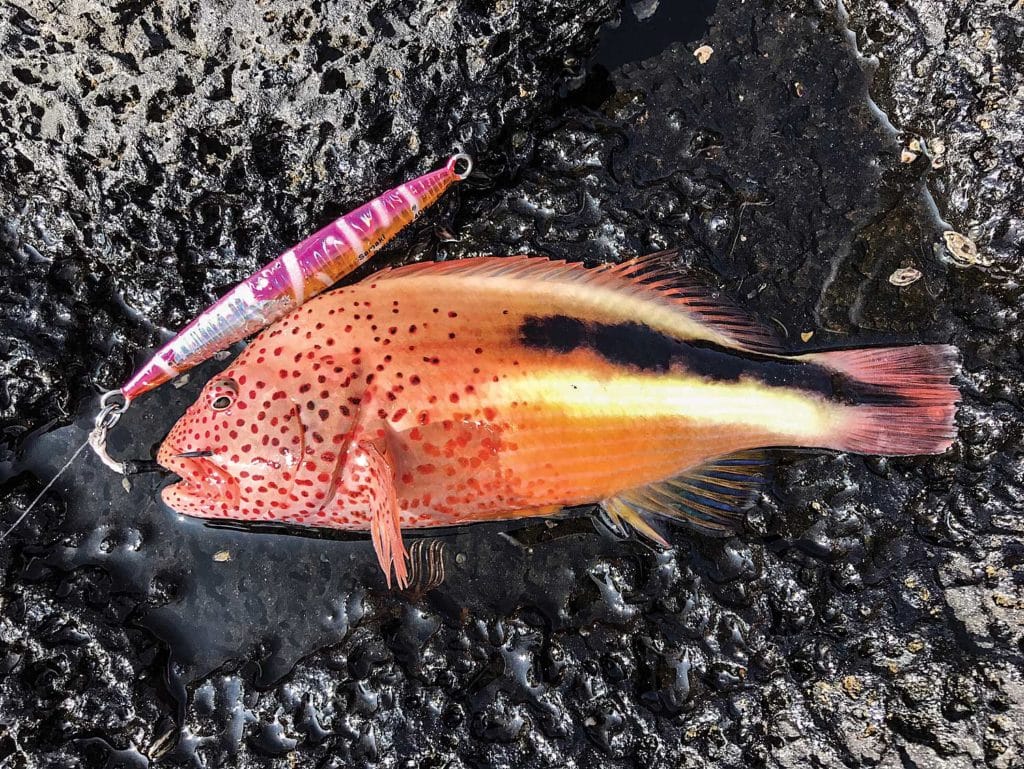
804 344 960 456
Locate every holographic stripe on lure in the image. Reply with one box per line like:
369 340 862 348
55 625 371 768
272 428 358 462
122 153 472 401
89 153 472 472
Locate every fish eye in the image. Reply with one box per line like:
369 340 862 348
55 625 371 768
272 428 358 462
211 395 233 411
209 378 239 411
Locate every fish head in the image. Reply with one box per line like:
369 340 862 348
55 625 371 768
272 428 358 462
158 365 309 521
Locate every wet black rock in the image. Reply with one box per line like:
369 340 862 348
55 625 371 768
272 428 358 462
0 0 615 435
2 1 1023 768
838 0 1024 270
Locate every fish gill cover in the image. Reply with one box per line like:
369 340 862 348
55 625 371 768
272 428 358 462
1 0 1022 768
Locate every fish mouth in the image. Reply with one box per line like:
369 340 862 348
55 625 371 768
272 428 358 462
157 450 240 513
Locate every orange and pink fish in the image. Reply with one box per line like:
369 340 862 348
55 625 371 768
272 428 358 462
158 252 960 587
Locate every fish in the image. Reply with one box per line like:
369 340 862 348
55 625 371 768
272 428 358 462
157 252 960 587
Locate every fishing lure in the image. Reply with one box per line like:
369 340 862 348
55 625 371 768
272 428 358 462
90 153 472 472
1 154 471 541
156 252 960 587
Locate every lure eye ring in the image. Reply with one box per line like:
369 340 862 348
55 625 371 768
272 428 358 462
448 153 473 180
209 379 239 411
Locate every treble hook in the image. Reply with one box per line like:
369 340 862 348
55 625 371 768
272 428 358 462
88 390 131 475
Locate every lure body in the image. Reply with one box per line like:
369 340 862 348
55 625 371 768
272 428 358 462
158 254 959 586
120 155 471 402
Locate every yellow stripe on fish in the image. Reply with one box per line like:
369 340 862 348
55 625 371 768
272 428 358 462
483 370 834 441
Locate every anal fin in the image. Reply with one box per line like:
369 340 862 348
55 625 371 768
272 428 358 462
601 497 671 547
600 451 769 544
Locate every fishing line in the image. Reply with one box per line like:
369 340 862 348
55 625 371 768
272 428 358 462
0 390 129 542
0 437 90 543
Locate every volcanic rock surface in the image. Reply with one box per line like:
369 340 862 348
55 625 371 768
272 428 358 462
1 0 1021 767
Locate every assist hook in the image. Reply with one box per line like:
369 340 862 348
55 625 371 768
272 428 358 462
88 390 131 475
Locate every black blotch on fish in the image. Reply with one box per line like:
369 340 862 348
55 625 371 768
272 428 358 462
519 315 909 406
519 314 586 353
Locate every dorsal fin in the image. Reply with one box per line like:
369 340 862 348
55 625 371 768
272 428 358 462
600 450 770 543
369 252 783 354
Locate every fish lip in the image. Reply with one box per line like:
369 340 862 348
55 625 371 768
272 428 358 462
157 450 238 509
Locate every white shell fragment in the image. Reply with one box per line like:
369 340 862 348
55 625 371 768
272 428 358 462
213 550 232 562
694 45 714 64
943 230 990 267
889 267 923 286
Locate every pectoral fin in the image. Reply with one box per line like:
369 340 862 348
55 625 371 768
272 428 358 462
601 451 770 544
353 441 409 589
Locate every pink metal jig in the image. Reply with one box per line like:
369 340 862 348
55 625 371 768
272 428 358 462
89 153 472 472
